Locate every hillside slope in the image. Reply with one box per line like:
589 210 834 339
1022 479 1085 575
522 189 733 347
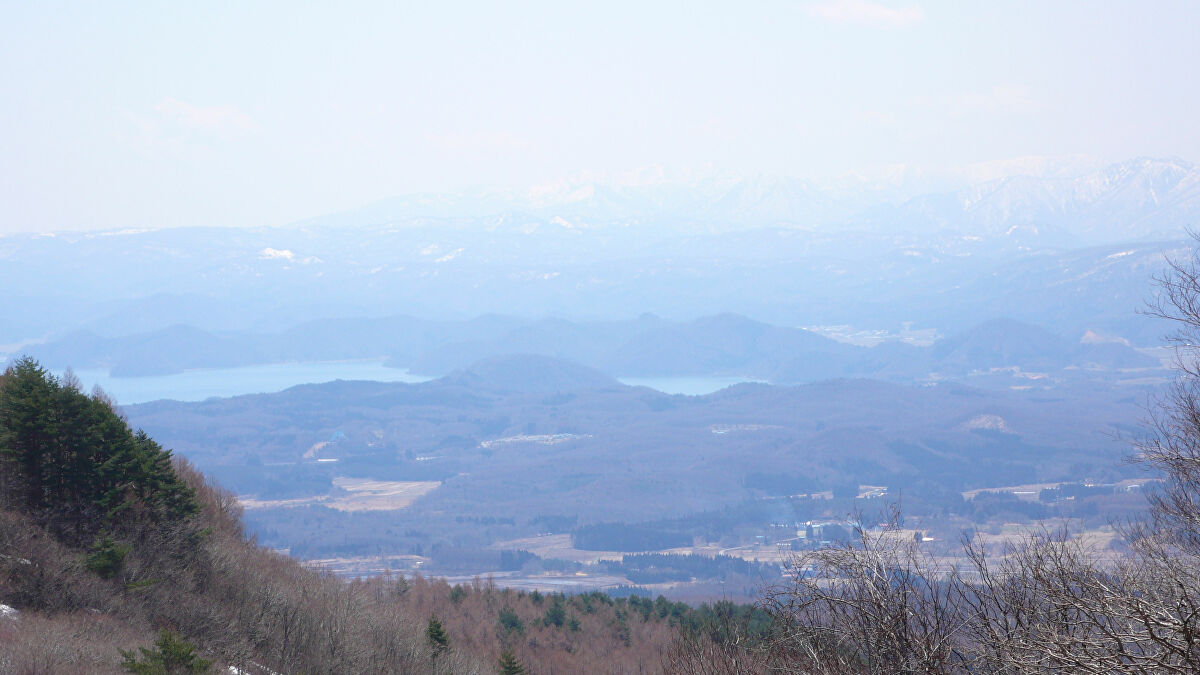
0 359 717 673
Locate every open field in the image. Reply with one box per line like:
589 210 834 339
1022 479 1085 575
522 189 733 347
490 534 628 564
238 478 441 511
961 477 1154 502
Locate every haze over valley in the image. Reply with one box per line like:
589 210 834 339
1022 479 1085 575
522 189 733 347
1 156 1189 598
6 3 1200 672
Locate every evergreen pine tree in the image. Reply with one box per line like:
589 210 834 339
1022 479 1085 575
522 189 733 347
120 629 212 674
0 359 198 540
497 649 525 675
426 615 450 654
0 357 56 511
543 596 566 627
85 534 131 579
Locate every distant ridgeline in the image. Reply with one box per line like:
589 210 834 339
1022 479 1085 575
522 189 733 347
0 357 198 570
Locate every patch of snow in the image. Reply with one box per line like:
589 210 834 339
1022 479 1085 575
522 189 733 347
435 248 464 263
0 604 18 620
92 228 151 237
1080 330 1131 346
961 414 1010 432
229 663 282 675
259 248 294 261
1105 249 1136 260
526 180 596 207
511 270 561 281
480 433 592 449
551 215 588 230
1004 224 1039 236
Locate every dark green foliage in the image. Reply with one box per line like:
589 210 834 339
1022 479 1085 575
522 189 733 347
542 596 566 627
496 649 525 675
0 358 198 547
496 606 524 635
499 549 535 571
120 629 212 674
449 584 467 604
571 521 691 551
967 491 1050 523
0 358 57 511
610 608 632 646
604 552 779 583
675 599 775 646
832 482 860 500
528 513 577 532
85 534 130 579
426 615 450 653
743 471 818 495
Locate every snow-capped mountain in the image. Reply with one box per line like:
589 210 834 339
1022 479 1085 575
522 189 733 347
873 157 1200 245
2 157 1197 350
291 157 1200 245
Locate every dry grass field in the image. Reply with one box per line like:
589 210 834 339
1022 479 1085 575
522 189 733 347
238 478 440 511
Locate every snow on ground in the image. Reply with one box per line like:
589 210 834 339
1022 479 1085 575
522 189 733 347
258 247 294 260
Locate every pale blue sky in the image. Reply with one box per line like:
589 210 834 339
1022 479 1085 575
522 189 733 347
2 1 1197 233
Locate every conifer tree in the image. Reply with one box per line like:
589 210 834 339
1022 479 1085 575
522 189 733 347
543 596 566 627
497 649 525 675
0 358 199 542
0 357 56 510
120 629 212 674
85 534 131 579
426 615 450 654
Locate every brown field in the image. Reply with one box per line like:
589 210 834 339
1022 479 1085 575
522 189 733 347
238 478 440 511
493 533 801 566
962 478 1153 502
490 533 627 564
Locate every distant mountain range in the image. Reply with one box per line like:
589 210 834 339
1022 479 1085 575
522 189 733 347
17 313 1163 391
1 157 1195 349
862 157 1200 246
298 157 1200 246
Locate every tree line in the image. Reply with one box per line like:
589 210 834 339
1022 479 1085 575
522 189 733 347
0 358 198 578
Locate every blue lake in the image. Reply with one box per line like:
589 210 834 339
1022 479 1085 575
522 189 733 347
62 360 434 405
55 361 761 404
615 375 764 396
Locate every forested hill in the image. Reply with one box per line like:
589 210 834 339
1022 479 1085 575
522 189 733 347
0 358 198 546
0 358 755 673
17 313 1162 386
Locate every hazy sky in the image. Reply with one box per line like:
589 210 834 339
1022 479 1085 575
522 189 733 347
2 1 1198 233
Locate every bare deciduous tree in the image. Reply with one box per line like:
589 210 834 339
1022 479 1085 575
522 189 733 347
672 242 1200 675
761 505 972 675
